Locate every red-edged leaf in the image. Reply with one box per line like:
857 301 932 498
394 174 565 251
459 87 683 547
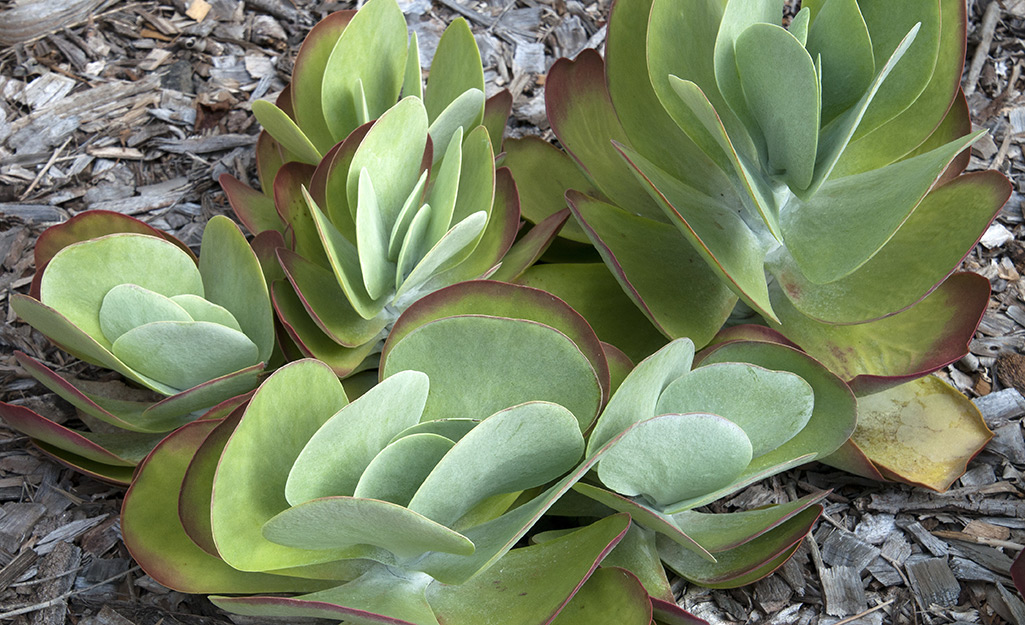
220 174 284 236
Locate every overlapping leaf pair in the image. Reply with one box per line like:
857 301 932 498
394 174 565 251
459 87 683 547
0 212 273 483
122 280 852 621
503 0 1007 489
219 0 560 377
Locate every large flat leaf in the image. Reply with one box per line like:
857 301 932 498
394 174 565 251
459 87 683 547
769 170 1009 323
735 24 819 191
806 0 874 124
122 419 329 593
211 360 354 572
180 407 244 556
40 234 204 350
384 280 610 406
769 272 988 392
781 131 982 284
321 0 407 141
348 97 429 230
482 90 511 154
587 339 693 455
711 0 779 137
291 11 355 153
852 0 942 138
273 162 326 265
382 315 602 431
354 433 454 505
567 192 736 349
310 122 372 245
843 376 992 490
673 492 828 552
695 339 857 472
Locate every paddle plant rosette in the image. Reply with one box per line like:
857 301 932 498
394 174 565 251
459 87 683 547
0 211 274 483
502 0 1007 488
121 281 710 624
220 0 560 377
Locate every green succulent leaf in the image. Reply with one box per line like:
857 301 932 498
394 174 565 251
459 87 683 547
291 11 355 153
122 419 329 593
40 234 204 350
735 23 819 191
353 433 455 505
394 211 487 305
597 413 753 508
286 370 428 505
597 524 676 602
806 0 874 124
383 315 602 431
402 31 423 100
251 100 322 165
262 497 475 558
549 567 653 625
200 215 275 363
348 97 429 231
355 168 397 300
390 170 430 261
211 360 352 572
673 492 828 553
408 401 585 527
220 174 284 235
425 127 463 246
321 0 407 141
427 90 485 166
99 284 193 343
424 18 485 123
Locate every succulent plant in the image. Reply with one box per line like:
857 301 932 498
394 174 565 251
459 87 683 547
0 211 273 483
502 0 1007 488
219 0 561 377
121 280 708 623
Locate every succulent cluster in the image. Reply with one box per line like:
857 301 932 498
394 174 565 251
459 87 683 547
0 0 1011 621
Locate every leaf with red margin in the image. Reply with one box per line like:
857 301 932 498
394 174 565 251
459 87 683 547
383 280 610 404
657 506 821 588
567 191 736 351
219 174 283 236
500 137 596 243
271 280 381 378
483 90 512 155
837 376 992 491
309 121 375 245
651 598 709 625
33 441 135 484
820 439 888 482
1012 551 1025 596
278 248 389 347
545 49 663 222
602 342 634 395
273 162 325 265
699 325 802 352
256 130 288 196
30 210 195 299
250 229 287 284
0 400 161 469
291 11 356 153
768 272 988 395
597 524 674 603
122 419 330 594
768 170 1009 324
549 567 653 625
423 167 520 289
179 406 245 556
490 209 570 283
15 351 261 433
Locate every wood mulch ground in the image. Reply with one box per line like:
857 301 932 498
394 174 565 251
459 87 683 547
0 0 1023 623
